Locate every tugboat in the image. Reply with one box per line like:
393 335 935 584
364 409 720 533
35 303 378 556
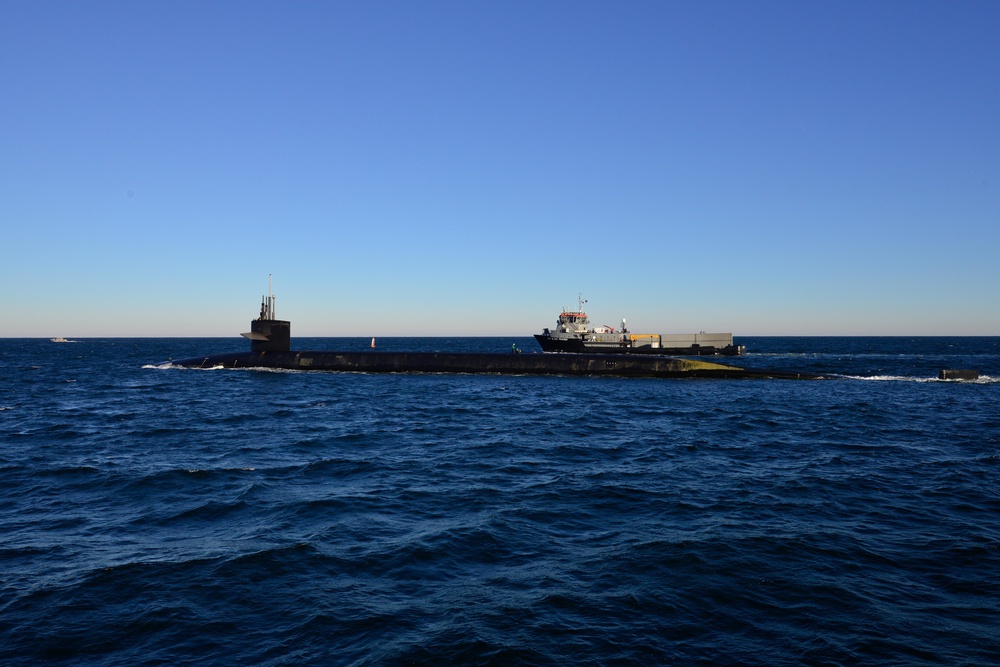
534 296 745 356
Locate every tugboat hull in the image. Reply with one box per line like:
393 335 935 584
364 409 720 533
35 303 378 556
534 334 744 356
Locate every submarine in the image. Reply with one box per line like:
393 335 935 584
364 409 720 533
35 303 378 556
166 283 823 380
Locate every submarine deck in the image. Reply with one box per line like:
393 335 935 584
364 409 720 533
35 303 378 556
168 350 824 380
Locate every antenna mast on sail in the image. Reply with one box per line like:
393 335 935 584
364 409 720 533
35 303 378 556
259 274 276 321
268 274 275 320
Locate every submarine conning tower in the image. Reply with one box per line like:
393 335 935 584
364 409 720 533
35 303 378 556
240 279 290 353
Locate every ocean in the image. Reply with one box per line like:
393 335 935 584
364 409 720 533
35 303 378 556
1 336 998 666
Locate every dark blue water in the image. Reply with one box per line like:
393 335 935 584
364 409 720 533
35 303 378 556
2 337 998 666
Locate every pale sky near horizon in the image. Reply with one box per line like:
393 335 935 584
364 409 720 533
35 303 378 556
2 1 998 337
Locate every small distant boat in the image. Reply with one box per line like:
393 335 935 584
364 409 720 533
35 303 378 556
371 337 376 348
50 337 75 343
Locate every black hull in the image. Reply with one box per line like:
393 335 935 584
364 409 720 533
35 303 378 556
533 335 744 357
167 350 821 380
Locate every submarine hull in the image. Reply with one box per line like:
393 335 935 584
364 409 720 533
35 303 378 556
169 350 823 380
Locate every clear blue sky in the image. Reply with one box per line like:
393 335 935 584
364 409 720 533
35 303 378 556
3 1 998 337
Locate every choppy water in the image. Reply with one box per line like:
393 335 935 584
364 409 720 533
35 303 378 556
2 336 998 665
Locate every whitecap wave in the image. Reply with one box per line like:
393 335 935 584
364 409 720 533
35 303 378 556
142 363 228 370
846 374 998 384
